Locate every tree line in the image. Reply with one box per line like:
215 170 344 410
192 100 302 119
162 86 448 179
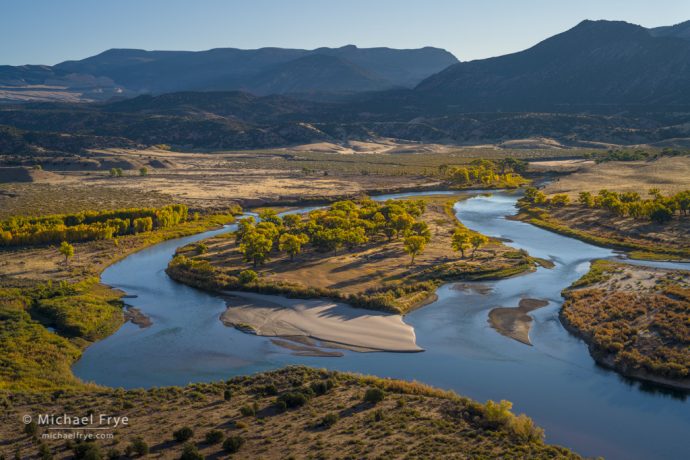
235 199 433 267
0 204 189 247
438 158 528 188
522 187 690 224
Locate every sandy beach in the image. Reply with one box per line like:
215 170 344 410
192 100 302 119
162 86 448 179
220 291 422 353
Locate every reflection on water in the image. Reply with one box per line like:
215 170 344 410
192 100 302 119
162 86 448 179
73 190 690 460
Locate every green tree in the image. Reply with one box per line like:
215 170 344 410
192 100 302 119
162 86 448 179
390 212 414 239
258 209 283 227
235 216 256 244
139 167 148 176
550 194 570 207
343 227 368 250
239 231 273 267
451 228 471 258
470 233 489 258
282 213 301 230
132 217 153 234
578 191 594 207
58 241 74 264
409 221 431 242
649 204 673 224
403 235 427 264
279 233 309 261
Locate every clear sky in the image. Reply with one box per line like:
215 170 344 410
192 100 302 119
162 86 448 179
2 0 689 65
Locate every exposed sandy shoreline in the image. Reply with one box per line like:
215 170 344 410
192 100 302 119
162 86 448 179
488 298 550 345
220 291 422 353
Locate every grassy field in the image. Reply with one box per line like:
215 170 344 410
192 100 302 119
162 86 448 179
543 156 690 197
1 146 588 213
561 260 690 390
168 195 538 315
0 366 581 459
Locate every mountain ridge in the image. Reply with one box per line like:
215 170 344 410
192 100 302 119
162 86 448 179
0 45 457 103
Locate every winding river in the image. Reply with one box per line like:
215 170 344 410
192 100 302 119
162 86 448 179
73 190 690 460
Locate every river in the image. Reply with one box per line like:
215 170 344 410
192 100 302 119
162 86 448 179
72 190 690 460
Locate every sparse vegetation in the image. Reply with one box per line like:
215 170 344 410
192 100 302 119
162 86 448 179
561 261 690 388
0 366 579 459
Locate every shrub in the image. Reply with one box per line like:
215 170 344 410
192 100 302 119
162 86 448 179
106 448 120 460
24 420 38 436
239 405 255 416
179 443 203 460
223 435 245 453
363 387 385 404
127 437 149 457
509 414 545 443
38 442 53 460
73 442 103 460
223 389 232 401
205 429 224 444
173 426 194 442
319 413 339 428
276 392 308 409
239 269 258 284
257 383 277 396
484 400 513 429
310 379 334 396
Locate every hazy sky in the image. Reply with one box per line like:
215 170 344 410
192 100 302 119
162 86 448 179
2 0 689 65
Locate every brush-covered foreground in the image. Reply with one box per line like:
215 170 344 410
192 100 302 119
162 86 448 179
561 260 690 389
167 196 538 314
0 367 582 459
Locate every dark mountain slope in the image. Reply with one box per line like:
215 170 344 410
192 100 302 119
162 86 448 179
414 20 690 112
246 54 392 95
50 45 457 96
651 20 690 40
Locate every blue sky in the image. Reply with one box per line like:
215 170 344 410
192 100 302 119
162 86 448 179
2 0 689 65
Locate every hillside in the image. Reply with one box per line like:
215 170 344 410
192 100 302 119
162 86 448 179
413 20 690 112
0 45 457 103
1 366 581 459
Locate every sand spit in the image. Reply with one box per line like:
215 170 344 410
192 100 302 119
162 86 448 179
488 298 550 345
220 291 422 353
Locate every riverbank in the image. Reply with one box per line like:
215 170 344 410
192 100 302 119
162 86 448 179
561 260 690 391
0 209 240 392
513 204 690 261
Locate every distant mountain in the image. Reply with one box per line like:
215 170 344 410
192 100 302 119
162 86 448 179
0 65 127 103
0 45 457 103
246 54 392 95
651 20 690 40
412 20 690 112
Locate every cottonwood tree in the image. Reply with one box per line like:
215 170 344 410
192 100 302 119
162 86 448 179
279 233 309 261
451 228 471 258
240 231 273 267
404 235 427 265
59 241 74 264
470 233 489 258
